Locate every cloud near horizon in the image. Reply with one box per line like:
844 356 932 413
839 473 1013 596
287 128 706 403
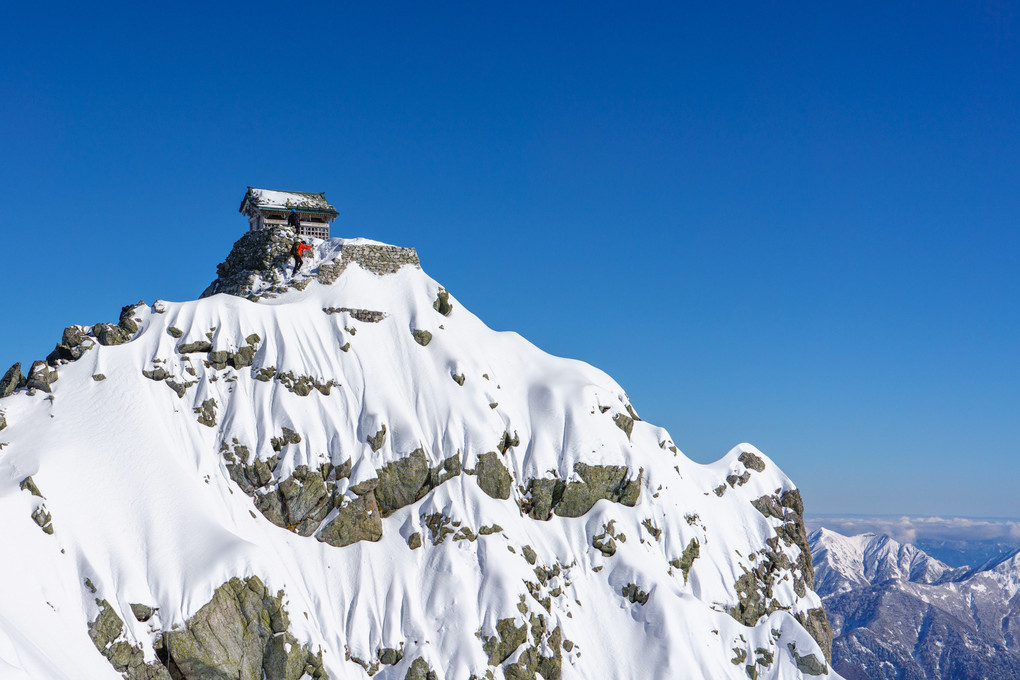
806 515 1020 545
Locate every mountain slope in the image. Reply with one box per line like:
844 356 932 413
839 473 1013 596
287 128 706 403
0 228 837 680
811 528 1020 680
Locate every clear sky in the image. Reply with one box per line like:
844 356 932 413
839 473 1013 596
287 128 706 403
1 2 1017 518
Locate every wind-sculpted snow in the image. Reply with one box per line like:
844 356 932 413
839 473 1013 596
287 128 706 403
0 230 837 679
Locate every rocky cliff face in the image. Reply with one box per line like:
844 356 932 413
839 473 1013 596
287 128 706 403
0 228 835 680
811 528 1020 680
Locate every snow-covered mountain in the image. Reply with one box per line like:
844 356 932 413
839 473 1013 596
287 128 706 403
0 227 837 680
810 528 965 597
810 528 1020 679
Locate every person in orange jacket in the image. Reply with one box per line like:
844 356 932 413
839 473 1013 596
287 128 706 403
291 239 312 274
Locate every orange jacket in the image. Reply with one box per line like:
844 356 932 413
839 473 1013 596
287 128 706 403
295 243 312 256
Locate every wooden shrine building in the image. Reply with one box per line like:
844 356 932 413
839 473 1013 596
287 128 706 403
239 187 338 240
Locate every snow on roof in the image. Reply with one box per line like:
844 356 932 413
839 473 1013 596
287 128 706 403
242 187 338 215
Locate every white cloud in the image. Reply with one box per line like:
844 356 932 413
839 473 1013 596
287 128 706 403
806 515 1020 544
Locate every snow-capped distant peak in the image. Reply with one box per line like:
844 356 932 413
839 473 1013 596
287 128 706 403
810 527 955 596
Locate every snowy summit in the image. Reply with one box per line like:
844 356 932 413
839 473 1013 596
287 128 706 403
0 227 837 680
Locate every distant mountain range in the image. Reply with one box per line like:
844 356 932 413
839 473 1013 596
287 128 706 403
811 528 1020 679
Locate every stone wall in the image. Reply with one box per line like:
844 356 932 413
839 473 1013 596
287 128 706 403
339 244 419 275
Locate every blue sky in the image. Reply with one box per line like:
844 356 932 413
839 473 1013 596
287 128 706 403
1 2 1017 518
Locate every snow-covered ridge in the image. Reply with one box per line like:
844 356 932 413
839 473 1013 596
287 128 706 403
0 229 838 680
809 528 960 596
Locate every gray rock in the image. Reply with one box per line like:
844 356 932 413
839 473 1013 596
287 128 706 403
473 452 512 500
374 450 430 515
374 450 461 516
165 576 285 680
0 363 23 397
612 413 634 438
93 323 130 346
367 424 387 452
412 329 432 346
316 493 383 547
165 379 191 398
378 647 403 665
31 505 53 534
738 451 766 472
118 301 144 334
194 399 217 427
177 340 213 354
263 633 310 680
142 368 168 381
62 325 88 348
129 603 156 622
208 350 231 369
19 476 43 498
787 643 827 676
483 618 527 665
26 361 57 393
88 599 125 655
523 478 565 521
404 657 437 680
231 345 256 368
669 538 700 583
433 288 453 316
621 583 649 605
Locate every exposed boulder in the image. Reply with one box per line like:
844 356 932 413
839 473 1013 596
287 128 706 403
20 476 43 498
317 493 383 547
26 361 58 393
163 575 325 680
367 425 387 452
669 538 700 583
483 618 527 665
177 340 213 354
412 329 433 347
194 399 217 427
130 603 156 622
255 465 333 536
521 464 641 520
231 345 256 368
322 307 386 322
207 350 231 370
739 451 766 472
118 302 144 334
88 599 172 680
142 368 168 382
612 413 634 438
0 363 23 397
374 450 461 516
47 325 95 364
404 657 437 680
433 288 453 316
473 452 512 500
555 463 642 517
93 323 131 346
787 642 827 676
